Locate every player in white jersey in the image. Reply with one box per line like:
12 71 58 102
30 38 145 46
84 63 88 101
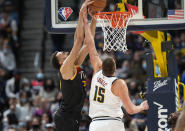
82 6 149 131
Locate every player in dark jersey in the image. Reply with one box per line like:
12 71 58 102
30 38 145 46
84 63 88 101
50 1 97 131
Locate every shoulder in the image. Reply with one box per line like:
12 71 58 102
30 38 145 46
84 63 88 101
60 66 79 80
111 79 127 96
112 79 126 87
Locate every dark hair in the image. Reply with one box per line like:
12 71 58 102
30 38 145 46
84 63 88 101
168 111 181 128
50 51 60 69
7 113 18 125
102 57 116 76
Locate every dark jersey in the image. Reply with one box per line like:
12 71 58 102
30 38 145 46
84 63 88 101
59 66 86 117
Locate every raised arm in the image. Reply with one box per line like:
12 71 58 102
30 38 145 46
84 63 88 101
74 3 85 43
112 79 149 114
61 1 93 80
83 7 102 74
175 102 185 131
74 17 97 66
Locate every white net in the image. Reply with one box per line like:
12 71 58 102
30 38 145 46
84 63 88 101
95 12 131 53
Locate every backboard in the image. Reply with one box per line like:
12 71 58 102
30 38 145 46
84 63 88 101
46 0 185 33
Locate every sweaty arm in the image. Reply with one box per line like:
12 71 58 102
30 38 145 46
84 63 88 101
83 10 102 74
61 3 86 80
175 102 185 131
75 18 97 66
112 79 148 114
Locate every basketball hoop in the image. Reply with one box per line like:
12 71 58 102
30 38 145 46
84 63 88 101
94 11 133 52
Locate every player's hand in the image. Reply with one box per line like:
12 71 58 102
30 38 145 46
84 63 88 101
80 0 94 14
88 8 97 17
140 100 149 110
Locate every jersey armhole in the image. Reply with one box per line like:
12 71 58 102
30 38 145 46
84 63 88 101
111 78 120 98
70 66 78 80
60 65 78 80
112 78 118 85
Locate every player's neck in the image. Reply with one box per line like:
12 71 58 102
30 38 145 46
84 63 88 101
106 73 116 77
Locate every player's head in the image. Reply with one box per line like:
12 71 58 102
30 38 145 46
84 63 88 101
102 57 116 76
50 51 69 69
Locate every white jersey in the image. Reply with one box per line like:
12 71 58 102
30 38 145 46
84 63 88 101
89 70 123 119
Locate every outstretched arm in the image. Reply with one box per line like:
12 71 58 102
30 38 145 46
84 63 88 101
175 102 185 131
112 79 149 114
75 17 97 66
83 7 102 74
61 0 93 80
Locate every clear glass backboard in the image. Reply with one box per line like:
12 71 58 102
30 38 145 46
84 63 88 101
46 0 185 33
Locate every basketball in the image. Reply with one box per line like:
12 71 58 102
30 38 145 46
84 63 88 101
88 0 106 12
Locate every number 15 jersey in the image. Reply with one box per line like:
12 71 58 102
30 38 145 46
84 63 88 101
89 70 123 119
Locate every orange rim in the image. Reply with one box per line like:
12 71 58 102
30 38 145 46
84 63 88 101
94 11 132 20
94 11 132 28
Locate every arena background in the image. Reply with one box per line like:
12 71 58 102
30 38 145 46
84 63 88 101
0 0 185 131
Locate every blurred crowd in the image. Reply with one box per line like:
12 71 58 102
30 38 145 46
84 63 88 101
0 0 20 65
0 0 185 131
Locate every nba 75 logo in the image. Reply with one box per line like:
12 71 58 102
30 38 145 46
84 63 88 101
58 7 73 21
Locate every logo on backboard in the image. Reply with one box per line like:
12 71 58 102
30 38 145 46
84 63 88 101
58 7 73 21
153 80 168 92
